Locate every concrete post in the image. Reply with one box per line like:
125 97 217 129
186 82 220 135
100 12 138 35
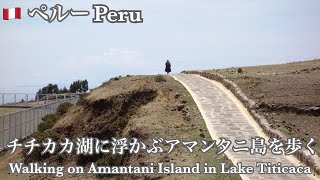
1 116 4 149
24 111 26 139
20 111 22 139
8 113 11 144
14 112 16 138
37 94 39 107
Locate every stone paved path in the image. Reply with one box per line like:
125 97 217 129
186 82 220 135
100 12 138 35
172 74 317 180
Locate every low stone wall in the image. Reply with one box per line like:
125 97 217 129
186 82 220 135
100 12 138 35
258 102 320 116
182 70 320 175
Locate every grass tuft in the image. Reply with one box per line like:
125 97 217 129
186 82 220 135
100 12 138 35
154 75 167 82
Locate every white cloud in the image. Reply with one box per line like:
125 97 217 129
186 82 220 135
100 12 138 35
102 48 144 65
60 48 145 68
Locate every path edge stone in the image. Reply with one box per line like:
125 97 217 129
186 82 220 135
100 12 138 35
182 70 320 175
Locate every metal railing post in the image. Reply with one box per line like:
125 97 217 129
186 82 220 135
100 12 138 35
29 109 32 135
31 109 33 133
1 116 3 149
33 108 36 133
24 111 27 138
8 113 11 144
40 105 42 121
36 108 39 130
20 111 22 139
37 94 39 107
14 112 16 138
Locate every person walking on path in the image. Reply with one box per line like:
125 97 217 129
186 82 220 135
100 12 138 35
165 60 171 74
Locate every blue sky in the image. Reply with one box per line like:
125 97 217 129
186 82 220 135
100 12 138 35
0 0 320 93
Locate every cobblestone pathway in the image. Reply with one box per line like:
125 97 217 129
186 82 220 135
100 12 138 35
172 74 317 180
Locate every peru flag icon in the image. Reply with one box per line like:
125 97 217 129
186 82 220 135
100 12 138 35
3 7 21 20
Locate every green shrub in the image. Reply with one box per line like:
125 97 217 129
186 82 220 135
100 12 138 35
76 154 100 166
57 102 73 116
154 75 167 82
24 130 60 162
93 154 123 178
96 154 122 166
76 94 88 106
116 116 128 127
38 114 60 133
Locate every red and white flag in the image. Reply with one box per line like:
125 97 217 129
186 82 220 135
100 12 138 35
3 7 21 20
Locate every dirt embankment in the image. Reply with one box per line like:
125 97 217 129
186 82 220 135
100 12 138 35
56 89 157 141
24 80 159 179
3 75 240 180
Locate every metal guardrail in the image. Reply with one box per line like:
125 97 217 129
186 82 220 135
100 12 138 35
0 93 79 107
0 96 79 151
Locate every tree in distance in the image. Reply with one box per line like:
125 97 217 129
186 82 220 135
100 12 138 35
69 80 89 93
36 80 89 99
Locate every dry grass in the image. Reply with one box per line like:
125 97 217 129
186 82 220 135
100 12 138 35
121 76 240 180
208 59 320 107
86 76 153 102
207 59 320 156
0 107 26 116
214 59 320 75
1 75 240 180
0 99 64 116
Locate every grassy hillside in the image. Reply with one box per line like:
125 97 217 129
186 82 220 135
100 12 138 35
209 59 320 107
1 75 240 180
207 59 320 155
